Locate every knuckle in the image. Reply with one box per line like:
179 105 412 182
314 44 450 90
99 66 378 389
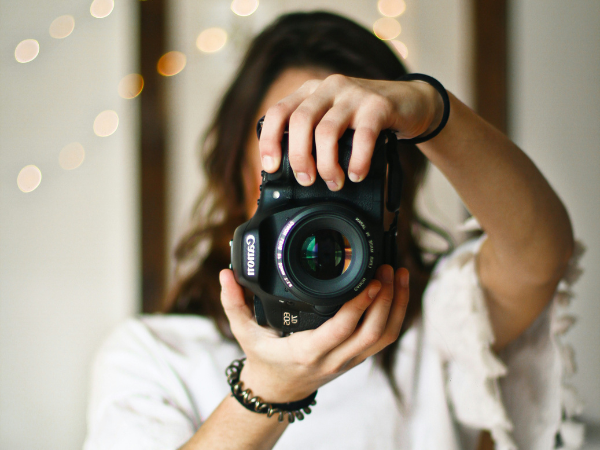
296 348 319 369
329 319 355 342
316 160 338 180
367 94 394 114
289 106 313 127
349 158 371 176
355 126 378 144
360 330 382 348
381 330 399 347
288 153 311 171
325 73 347 87
259 138 279 157
266 102 288 120
301 79 321 91
314 120 338 142
379 290 394 306
323 360 345 377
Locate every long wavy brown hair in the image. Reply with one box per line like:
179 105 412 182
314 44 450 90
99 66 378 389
164 11 440 395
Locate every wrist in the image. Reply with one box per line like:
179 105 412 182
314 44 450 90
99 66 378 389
240 359 316 403
227 358 318 423
393 73 451 144
413 80 444 136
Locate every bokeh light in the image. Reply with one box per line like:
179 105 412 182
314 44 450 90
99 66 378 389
157 51 186 76
196 28 228 53
231 0 259 16
49 15 75 39
90 0 114 19
17 165 42 193
59 142 85 170
373 17 401 40
118 74 144 99
378 0 406 17
15 39 40 63
390 40 409 59
93 110 119 137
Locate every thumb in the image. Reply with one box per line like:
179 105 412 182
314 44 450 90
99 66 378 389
219 269 254 336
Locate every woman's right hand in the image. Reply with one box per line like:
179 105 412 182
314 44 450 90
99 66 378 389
219 265 410 403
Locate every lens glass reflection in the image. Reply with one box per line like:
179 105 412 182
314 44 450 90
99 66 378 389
300 230 351 280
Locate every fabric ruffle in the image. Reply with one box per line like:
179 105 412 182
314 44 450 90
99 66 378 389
423 217 585 450
551 240 586 449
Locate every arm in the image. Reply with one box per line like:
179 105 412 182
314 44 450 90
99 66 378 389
179 267 409 450
179 394 287 450
418 92 573 350
258 74 574 351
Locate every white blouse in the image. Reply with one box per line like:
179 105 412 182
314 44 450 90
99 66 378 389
83 234 586 450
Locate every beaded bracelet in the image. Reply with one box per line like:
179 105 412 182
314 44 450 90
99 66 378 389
225 358 317 423
394 73 451 144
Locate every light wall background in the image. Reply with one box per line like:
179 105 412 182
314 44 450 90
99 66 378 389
508 0 600 423
0 1 598 449
0 1 139 449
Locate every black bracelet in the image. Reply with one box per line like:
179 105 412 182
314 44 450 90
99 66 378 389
225 358 317 423
395 73 450 144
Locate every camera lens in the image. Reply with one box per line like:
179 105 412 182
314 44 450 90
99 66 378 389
299 230 352 280
276 204 376 304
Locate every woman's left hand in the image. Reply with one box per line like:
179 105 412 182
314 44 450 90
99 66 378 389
258 75 443 190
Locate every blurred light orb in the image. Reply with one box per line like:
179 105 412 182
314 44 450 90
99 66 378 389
59 142 85 170
373 17 401 40
378 0 406 17
196 28 228 53
15 39 40 63
94 110 119 137
17 165 42 193
390 40 408 59
231 0 259 16
90 0 114 19
49 15 75 38
157 51 187 76
118 74 144 99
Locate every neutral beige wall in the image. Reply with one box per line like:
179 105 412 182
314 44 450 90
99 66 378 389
509 0 600 422
0 1 139 448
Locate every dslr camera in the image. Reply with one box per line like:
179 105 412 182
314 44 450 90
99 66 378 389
230 118 402 334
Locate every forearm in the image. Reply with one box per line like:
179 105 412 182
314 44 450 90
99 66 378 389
418 92 573 282
179 394 287 450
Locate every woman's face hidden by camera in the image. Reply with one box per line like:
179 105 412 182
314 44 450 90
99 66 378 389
243 67 331 218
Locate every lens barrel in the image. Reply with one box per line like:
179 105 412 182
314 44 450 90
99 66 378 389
275 204 375 305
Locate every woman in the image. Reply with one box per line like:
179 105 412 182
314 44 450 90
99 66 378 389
84 11 583 450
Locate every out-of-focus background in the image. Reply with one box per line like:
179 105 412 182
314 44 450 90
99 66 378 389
0 0 598 448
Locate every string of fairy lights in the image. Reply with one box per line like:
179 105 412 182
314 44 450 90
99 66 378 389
13 0 408 194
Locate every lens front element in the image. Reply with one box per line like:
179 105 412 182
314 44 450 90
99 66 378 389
300 230 352 280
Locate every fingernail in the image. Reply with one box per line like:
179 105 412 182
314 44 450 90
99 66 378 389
349 172 361 182
382 266 394 283
368 284 381 300
262 156 274 171
296 172 311 185
326 180 338 191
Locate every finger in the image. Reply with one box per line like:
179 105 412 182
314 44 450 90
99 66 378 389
304 279 382 355
327 265 395 363
259 89 310 173
347 98 393 182
219 269 254 337
314 106 352 191
347 267 410 368
287 92 333 186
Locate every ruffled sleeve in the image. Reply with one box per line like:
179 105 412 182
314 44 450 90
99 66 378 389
422 227 585 450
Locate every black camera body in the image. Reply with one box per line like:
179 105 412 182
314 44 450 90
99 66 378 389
230 121 402 334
